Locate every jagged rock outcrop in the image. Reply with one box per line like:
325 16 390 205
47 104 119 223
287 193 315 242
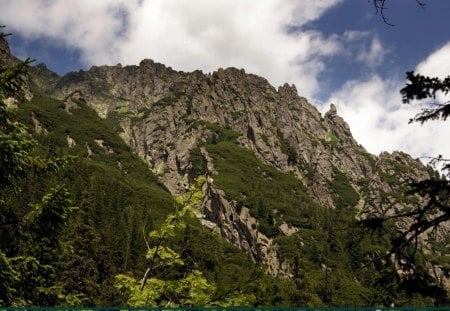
29 63 60 94
0 35 16 67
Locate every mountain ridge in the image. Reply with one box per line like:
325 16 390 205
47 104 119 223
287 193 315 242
30 58 430 202
28 57 435 274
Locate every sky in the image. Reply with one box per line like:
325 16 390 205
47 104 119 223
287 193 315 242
1 0 450 165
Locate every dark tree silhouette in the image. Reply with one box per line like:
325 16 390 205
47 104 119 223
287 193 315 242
358 1 450 267
354 2 450 273
401 71 450 125
361 72 450 266
400 71 450 173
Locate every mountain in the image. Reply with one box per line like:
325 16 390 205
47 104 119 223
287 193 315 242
2 34 450 306
32 59 433 266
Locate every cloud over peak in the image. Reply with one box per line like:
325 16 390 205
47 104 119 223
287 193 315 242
0 0 346 98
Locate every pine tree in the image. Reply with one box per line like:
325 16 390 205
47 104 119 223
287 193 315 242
0 27 77 306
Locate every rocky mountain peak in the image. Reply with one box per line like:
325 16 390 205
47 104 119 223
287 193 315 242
26 55 436 274
277 82 299 98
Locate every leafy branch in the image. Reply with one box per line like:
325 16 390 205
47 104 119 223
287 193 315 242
140 177 206 290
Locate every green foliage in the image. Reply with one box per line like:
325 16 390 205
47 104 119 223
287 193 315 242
152 95 179 108
8 255 63 306
0 110 36 186
1 47 172 304
379 170 399 186
329 168 360 209
0 45 32 103
427 165 442 180
189 147 208 177
24 186 77 263
115 177 256 307
0 41 78 305
9 93 266 306
188 124 447 306
186 119 239 143
0 55 35 186
276 129 297 164
0 251 19 305
206 141 320 237
115 270 216 307
325 134 339 147
13 92 276 306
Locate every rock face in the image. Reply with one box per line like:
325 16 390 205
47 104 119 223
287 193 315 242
0 36 33 102
0 35 14 64
29 63 60 94
30 59 436 275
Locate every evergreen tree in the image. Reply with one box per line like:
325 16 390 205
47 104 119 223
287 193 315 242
0 27 76 306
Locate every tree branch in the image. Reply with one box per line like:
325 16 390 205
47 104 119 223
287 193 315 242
371 0 426 26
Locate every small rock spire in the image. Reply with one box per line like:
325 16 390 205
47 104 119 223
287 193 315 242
325 103 337 118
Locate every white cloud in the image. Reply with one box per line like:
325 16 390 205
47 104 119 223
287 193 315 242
326 42 450 163
0 0 133 63
342 30 370 41
114 0 345 98
0 0 345 98
356 35 385 67
416 42 450 104
341 31 387 68
416 42 450 79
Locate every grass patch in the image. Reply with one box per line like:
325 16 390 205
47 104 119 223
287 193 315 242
206 141 321 237
329 168 360 209
277 129 297 165
186 119 239 143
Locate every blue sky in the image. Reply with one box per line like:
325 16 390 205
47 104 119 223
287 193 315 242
311 0 450 96
1 0 450 163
